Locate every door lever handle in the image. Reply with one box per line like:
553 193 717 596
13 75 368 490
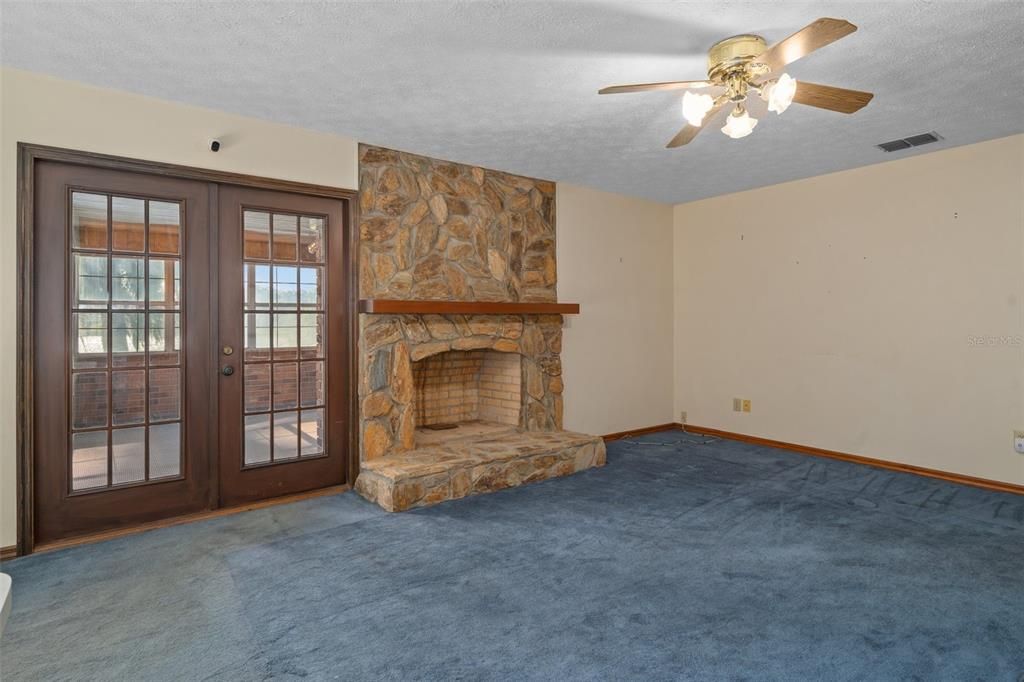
221 365 235 376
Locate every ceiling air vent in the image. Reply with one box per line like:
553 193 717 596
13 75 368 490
876 131 943 153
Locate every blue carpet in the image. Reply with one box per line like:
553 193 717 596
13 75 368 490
2 430 1022 680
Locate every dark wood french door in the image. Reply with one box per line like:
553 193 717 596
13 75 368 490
33 162 213 545
217 186 347 506
29 158 350 548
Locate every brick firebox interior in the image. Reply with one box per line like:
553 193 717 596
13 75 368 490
412 350 522 428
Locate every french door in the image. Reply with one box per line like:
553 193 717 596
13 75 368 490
217 186 347 506
29 159 350 548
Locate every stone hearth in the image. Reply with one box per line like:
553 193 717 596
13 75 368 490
354 145 604 511
355 425 605 511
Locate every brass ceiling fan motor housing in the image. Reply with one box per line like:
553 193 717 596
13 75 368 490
706 34 768 83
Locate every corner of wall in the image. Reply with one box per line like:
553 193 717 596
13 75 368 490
669 134 1024 485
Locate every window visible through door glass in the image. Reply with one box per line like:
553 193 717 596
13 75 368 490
273 266 298 307
72 312 107 369
73 255 109 308
148 259 180 308
68 190 185 493
111 257 146 308
241 211 328 465
111 312 145 368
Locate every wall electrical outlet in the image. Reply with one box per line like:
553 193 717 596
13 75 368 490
1015 430 1024 454
679 411 687 424
733 398 742 412
742 399 752 413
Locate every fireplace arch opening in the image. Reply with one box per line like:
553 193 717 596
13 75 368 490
412 349 522 431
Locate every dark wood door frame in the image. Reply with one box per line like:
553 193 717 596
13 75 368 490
16 143 360 556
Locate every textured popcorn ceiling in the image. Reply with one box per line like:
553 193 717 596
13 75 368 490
2 1 1022 204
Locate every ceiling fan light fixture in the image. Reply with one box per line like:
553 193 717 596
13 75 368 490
766 73 798 114
682 91 715 127
721 106 757 139
598 18 872 149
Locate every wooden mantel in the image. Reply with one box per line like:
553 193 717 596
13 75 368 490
358 299 580 315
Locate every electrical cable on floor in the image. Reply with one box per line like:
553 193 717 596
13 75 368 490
681 425 721 444
620 426 721 447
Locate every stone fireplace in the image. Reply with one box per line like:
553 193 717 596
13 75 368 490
353 146 605 511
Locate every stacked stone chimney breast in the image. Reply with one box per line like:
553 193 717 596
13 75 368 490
358 145 557 303
355 145 604 510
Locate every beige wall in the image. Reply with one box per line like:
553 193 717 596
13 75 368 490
674 135 1024 485
0 68 361 546
0 69 679 546
9 65 1013 548
558 183 675 436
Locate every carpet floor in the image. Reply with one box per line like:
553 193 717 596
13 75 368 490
2 430 1022 680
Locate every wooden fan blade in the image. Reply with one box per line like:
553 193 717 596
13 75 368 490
599 80 713 95
666 102 727 148
755 18 857 73
792 81 874 113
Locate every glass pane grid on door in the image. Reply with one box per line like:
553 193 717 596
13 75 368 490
69 191 184 492
242 209 326 467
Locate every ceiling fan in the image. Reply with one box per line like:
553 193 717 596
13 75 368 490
598 18 874 147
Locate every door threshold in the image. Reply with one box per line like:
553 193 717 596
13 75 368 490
29 484 351 557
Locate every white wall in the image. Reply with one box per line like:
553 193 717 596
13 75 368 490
558 183 675 436
0 68 361 546
674 135 1024 485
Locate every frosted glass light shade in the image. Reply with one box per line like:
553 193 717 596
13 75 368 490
682 91 715 126
767 73 797 114
721 109 757 139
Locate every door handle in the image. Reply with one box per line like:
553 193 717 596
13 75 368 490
221 365 235 376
